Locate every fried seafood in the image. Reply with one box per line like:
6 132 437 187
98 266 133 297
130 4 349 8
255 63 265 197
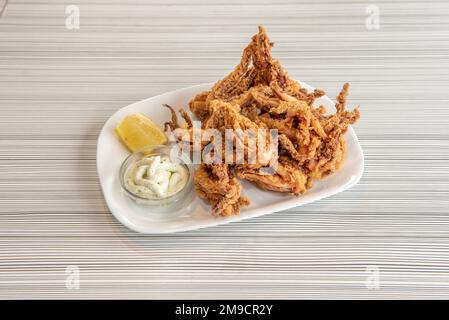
166 26 360 216
195 163 249 216
207 26 298 102
236 156 311 195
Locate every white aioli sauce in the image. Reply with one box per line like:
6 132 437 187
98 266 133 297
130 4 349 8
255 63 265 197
125 155 188 199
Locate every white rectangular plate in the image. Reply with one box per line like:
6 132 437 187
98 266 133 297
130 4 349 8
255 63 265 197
97 82 364 233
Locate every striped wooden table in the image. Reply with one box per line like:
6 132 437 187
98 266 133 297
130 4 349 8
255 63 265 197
0 0 448 299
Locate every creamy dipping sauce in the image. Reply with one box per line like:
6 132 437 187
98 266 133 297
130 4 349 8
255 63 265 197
125 155 188 199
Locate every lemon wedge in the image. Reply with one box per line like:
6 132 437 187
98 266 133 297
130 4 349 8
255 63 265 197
115 113 167 152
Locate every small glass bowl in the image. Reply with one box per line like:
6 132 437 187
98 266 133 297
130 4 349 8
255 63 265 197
119 144 193 207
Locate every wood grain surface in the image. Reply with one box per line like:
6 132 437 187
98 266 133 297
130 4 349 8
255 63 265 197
0 0 448 299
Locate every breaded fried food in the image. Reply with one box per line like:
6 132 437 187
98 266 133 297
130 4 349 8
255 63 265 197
236 156 311 195
167 26 360 216
195 164 249 216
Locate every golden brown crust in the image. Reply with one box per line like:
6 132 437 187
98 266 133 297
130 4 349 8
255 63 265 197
236 156 310 195
194 164 249 216
175 26 360 216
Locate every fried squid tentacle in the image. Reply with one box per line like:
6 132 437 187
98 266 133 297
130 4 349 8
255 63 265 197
236 156 310 195
167 26 361 216
195 164 249 216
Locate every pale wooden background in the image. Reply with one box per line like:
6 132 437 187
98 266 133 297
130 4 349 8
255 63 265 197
0 0 448 299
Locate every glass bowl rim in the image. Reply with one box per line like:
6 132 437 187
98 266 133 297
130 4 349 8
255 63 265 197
119 144 193 202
